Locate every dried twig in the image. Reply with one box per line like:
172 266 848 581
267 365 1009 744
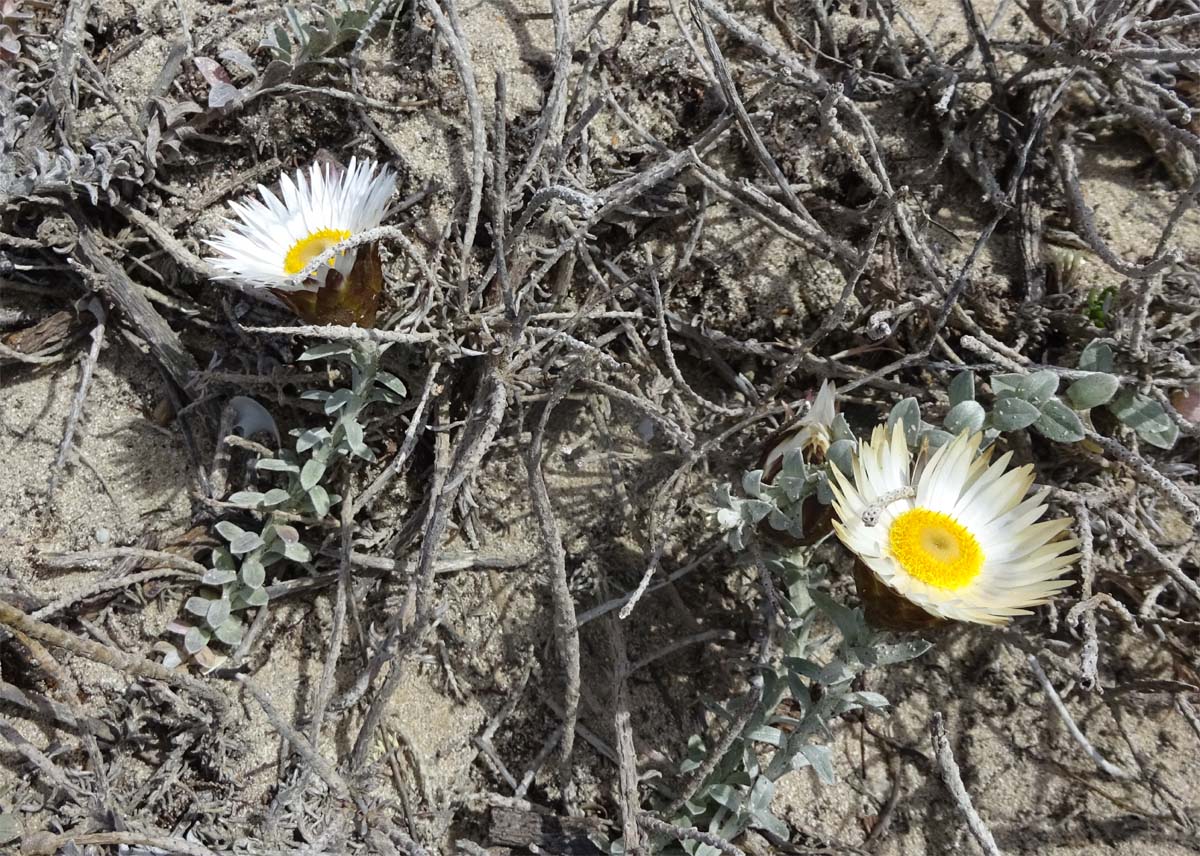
0 600 226 713
1027 656 1136 781
929 712 1003 856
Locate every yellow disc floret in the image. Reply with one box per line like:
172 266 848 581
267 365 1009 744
888 508 984 591
283 228 352 275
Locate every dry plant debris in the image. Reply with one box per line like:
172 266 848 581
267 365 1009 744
1 0 1199 853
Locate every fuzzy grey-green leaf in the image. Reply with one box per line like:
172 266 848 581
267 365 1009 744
300 458 325 491
344 418 367 456
227 490 265 508
299 342 353 361
1110 390 1178 449
990 373 1023 397
949 371 975 407
308 484 331 518
241 556 266 588
1019 370 1060 405
990 396 1040 431
202 568 237 586
0 812 20 846
324 388 354 414
887 397 921 445
376 371 407 397
800 744 836 784
1078 340 1114 373
1034 399 1085 443
1067 373 1119 410
183 626 209 655
229 530 265 555
206 597 231 629
213 616 244 646
827 439 855 476
261 488 291 507
296 428 330 453
283 540 312 563
944 400 985 435
215 520 245 542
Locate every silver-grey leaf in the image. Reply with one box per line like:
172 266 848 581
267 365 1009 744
990 396 1040 431
229 531 265 555
1078 340 1114 373
1066 373 1119 410
944 400 985 435
949 370 975 407
1033 399 1085 443
1019 370 1060 406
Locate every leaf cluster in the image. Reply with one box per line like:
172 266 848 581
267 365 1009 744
174 341 404 668
890 340 1176 451
614 559 928 855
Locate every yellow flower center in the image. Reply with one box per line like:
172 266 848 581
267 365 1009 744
283 228 352 275
888 508 984 590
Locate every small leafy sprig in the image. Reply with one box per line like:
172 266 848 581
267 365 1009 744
888 339 1177 451
171 341 404 669
713 454 824 551
613 558 928 855
713 412 855 551
261 0 383 66
1072 340 1178 449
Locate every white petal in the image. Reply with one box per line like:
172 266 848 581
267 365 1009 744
205 157 395 289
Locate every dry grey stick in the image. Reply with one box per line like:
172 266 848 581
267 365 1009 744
608 614 644 852
691 4 831 244
41 0 93 137
526 365 584 794
1065 502 1100 690
2 624 108 795
509 0 572 194
21 831 220 856
929 712 1003 856
237 674 352 800
0 721 84 799
648 261 739 416
1027 656 1136 780
77 230 198 391
1086 432 1200 526
308 481 356 750
491 73 514 315
116 203 219 280
1054 137 1180 279
0 678 119 742
423 0 485 303
1108 510 1200 603
0 599 227 713
636 813 747 856
32 568 199 621
350 424 453 770
241 323 438 344
48 300 104 497
40 547 207 575
358 359 441 508
1126 273 1158 361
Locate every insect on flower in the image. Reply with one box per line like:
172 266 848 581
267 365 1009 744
830 423 1078 627
206 157 395 326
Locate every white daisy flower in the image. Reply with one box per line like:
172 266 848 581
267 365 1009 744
830 423 1077 625
205 157 395 292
